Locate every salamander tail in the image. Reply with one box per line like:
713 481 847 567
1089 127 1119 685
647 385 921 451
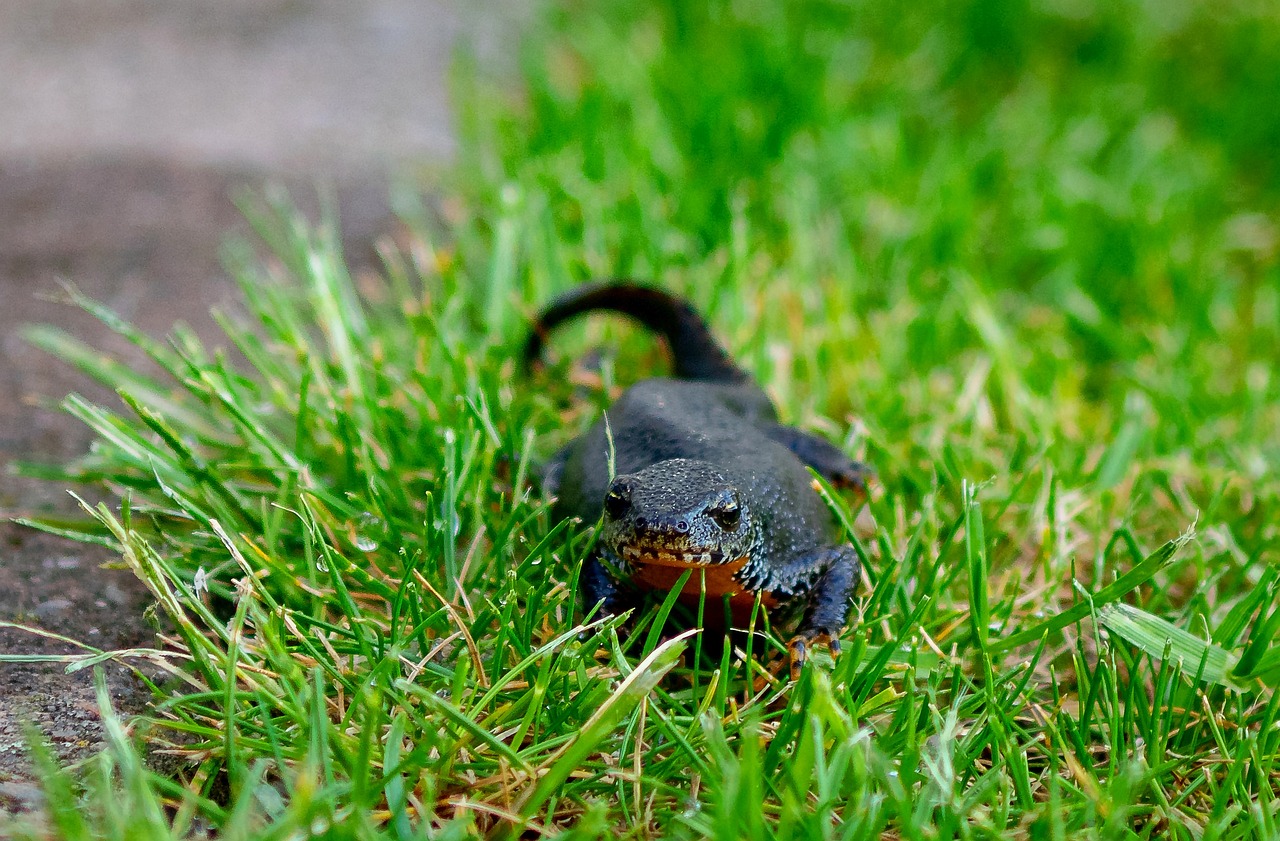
523 281 750 383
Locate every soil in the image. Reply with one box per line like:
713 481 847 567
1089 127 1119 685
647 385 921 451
0 160 393 798
0 0 511 820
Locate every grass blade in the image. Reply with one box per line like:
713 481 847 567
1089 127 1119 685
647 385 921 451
991 529 1195 652
1097 602 1238 688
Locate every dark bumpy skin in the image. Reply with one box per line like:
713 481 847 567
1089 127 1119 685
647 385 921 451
526 282 870 674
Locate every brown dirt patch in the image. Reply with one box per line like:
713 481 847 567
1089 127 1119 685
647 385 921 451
0 157 393 797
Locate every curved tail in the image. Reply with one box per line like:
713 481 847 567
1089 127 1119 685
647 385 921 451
523 281 750 383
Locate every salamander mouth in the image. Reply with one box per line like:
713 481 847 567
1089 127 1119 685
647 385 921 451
618 543 729 567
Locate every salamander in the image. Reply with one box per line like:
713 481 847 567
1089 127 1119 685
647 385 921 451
525 282 869 673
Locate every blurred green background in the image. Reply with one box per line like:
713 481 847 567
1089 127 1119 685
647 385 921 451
448 0 1279 558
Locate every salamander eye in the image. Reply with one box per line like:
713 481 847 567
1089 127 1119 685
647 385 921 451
604 483 632 519
708 497 741 531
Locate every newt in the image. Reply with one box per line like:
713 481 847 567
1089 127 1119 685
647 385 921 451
525 282 869 674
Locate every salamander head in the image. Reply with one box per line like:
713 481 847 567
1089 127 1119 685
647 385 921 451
599 458 755 567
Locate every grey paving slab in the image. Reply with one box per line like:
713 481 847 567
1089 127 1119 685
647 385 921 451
0 0 462 170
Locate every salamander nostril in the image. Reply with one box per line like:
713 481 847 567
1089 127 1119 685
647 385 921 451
675 520 689 533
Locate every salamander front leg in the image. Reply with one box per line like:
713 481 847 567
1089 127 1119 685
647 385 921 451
581 549 632 621
784 544 860 679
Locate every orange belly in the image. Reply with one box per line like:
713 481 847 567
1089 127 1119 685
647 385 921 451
630 553 778 615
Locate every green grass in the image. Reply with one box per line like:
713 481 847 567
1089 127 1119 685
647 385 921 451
5 0 1280 837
